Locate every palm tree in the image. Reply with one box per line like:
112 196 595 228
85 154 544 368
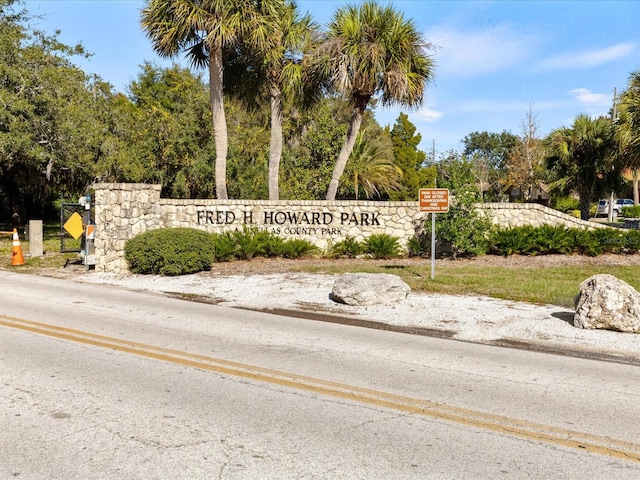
264 4 319 201
226 2 319 201
545 115 616 220
344 129 401 199
309 1 435 201
140 0 284 200
615 69 640 204
622 168 640 205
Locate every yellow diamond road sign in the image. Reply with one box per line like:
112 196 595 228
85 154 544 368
64 212 84 240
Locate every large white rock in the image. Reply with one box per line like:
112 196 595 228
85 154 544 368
574 274 640 332
331 273 410 306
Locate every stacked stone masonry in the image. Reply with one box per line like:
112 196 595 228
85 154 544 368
477 203 601 230
92 183 604 273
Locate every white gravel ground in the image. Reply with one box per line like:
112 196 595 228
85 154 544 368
81 271 640 360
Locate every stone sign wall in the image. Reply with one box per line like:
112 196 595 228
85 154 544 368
92 183 600 273
93 183 427 273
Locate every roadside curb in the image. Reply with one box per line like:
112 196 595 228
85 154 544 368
166 291 640 367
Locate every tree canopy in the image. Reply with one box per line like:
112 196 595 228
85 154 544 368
3 0 640 225
310 1 435 200
0 0 116 216
545 115 616 220
388 112 435 200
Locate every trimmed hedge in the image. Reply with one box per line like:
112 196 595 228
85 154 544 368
125 228 215 275
622 205 640 218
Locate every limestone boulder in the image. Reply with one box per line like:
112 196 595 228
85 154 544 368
574 274 640 332
331 273 410 306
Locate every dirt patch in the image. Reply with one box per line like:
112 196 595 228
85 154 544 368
202 253 640 277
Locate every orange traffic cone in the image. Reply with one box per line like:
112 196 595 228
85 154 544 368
11 228 25 266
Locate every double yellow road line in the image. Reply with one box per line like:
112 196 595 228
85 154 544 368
3 313 640 463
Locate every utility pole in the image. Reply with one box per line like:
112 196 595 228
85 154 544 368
432 139 436 164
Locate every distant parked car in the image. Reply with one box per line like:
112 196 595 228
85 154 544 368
596 198 634 219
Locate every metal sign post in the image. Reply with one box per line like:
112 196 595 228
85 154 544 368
431 212 436 279
62 195 95 269
419 188 450 279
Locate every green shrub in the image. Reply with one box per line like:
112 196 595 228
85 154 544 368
231 226 271 260
434 190 492 258
329 236 364 258
211 232 237 262
589 228 626 254
529 225 576 255
622 205 640 218
260 234 287 257
364 234 401 259
407 232 430 258
213 229 317 260
280 239 318 259
625 230 640 253
551 196 579 213
490 226 536 256
124 228 214 275
490 225 632 257
573 229 601 256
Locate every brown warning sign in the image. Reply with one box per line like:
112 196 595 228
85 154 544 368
419 188 450 213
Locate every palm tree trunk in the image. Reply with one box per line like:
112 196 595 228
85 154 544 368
326 102 366 201
269 83 283 201
209 48 228 200
578 190 592 221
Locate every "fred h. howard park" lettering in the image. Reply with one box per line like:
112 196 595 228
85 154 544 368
196 209 381 227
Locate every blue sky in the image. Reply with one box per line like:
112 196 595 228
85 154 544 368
25 0 640 156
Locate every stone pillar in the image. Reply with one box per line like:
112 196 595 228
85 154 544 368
92 183 162 273
28 220 43 257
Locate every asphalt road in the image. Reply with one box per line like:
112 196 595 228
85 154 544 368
2 272 640 479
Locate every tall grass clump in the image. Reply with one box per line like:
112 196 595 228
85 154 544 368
231 226 271 260
625 230 640 253
364 234 401 259
490 225 640 256
280 239 318 258
211 232 237 262
489 226 537 256
407 231 430 258
329 236 365 258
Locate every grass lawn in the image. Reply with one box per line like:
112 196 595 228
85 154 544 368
0 224 78 271
289 260 640 309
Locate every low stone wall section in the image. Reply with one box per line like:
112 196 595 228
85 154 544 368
92 183 604 273
477 202 600 230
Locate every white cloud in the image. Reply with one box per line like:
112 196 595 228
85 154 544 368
569 88 610 106
426 25 539 78
414 106 444 122
538 43 635 71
